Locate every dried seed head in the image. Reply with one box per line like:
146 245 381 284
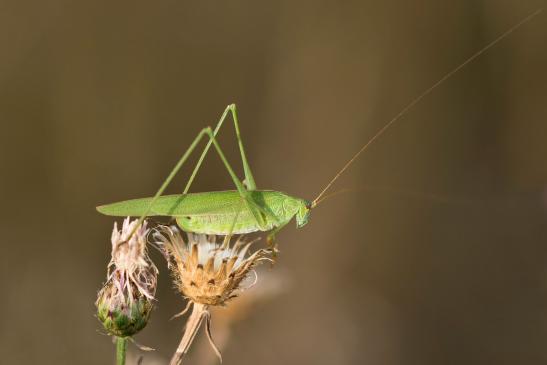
96 218 158 337
154 226 274 364
154 226 272 306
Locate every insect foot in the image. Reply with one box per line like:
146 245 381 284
154 227 274 365
96 218 158 343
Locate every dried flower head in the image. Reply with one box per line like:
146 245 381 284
155 226 272 306
153 226 273 364
96 218 158 338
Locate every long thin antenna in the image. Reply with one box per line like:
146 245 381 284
313 185 476 208
311 9 542 208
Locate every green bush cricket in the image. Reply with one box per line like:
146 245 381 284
97 103 312 245
96 10 540 245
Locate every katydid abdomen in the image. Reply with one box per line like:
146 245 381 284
97 190 310 235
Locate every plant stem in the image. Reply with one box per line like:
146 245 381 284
116 336 127 365
170 303 208 365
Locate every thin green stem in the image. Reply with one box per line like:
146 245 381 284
116 337 127 365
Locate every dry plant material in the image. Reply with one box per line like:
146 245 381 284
96 218 158 338
154 226 273 365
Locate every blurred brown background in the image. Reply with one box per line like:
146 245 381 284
1 0 547 364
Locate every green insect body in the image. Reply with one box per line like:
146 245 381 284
98 14 539 241
98 190 311 235
98 104 314 243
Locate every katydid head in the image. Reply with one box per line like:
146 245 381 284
295 200 312 228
